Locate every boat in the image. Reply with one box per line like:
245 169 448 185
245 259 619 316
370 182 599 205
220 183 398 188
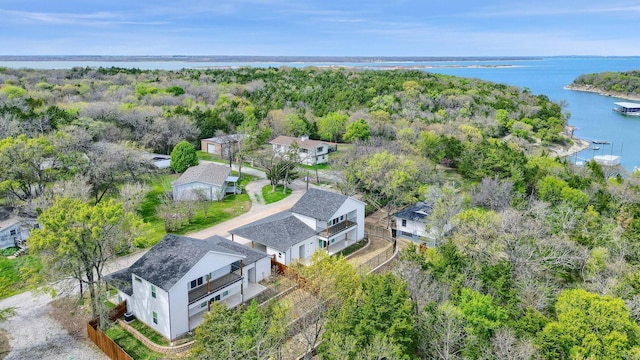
592 140 610 144
613 102 640 116
592 146 600 151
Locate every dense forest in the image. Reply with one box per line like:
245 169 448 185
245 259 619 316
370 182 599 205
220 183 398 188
569 70 640 96
2 66 640 359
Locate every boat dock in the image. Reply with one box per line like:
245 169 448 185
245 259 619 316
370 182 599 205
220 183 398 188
613 102 640 116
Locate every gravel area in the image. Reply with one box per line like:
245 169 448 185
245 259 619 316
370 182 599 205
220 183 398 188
0 290 107 360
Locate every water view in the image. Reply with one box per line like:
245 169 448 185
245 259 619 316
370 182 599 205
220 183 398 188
2 56 639 170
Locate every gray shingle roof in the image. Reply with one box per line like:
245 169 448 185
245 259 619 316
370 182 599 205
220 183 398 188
394 202 433 222
203 134 245 144
290 188 349 222
110 234 245 292
204 235 269 265
229 210 317 252
172 163 230 187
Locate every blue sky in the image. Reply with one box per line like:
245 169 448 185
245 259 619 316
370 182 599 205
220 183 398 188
1 1 639 56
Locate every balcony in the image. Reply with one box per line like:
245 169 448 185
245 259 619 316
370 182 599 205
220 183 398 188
188 273 242 304
317 220 357 238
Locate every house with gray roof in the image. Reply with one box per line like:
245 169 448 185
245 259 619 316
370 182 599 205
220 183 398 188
172 162 240 201
270 135 333 165
392 202 437 244
107 234 270 341
230 188 365 265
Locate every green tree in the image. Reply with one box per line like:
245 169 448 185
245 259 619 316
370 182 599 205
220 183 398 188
191 301 242 360
343 119 371 143
538 289 640 360
456 288 508 358
319 273 416 359
170 140 198 173
28 197 143 329
317 112 348 143
0 135 59 201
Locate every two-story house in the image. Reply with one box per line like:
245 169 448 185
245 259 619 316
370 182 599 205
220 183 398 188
269 135 333 165
107 234 271 341
230 188 365 265
391 202 437 245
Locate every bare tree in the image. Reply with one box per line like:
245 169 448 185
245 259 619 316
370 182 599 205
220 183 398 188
491 328 538 360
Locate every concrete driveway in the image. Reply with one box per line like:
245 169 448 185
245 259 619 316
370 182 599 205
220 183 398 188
188 178 317 242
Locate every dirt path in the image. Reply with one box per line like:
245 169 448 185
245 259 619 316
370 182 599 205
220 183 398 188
0 291 106 360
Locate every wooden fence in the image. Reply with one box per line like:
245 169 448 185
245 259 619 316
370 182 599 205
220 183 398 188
87 301 132 360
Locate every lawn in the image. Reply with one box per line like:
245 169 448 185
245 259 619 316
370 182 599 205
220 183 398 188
0 255 41 299
106 324 165 360
262 184 292 204
128 319 170 346
138 172 256 246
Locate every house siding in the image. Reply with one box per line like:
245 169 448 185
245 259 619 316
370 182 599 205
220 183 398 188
170 251 244 338
128 275 172 340
172 181 223 201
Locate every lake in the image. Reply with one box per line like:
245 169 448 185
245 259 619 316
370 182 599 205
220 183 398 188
2 56 639 170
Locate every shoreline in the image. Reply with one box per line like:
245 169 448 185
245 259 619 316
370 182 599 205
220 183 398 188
548 125 591 158
564 84 640 102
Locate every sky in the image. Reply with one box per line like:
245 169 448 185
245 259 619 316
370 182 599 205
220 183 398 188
1 0 639 57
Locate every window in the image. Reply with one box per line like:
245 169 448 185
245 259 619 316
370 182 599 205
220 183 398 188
9 229 16 236
317 146 323 153
402 219 407 227
197 277 203 286
151 285 156 298
152 311 158 324
223 290 229 297
135 276 142 283
300 148 308 153
201 302 207 308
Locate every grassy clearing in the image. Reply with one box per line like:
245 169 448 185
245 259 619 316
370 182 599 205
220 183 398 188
0 255 41 299
262 184 292 204
138 173 256 246
129 319 170 346
299 163 330 171
0 247 17 257
106 324 165 360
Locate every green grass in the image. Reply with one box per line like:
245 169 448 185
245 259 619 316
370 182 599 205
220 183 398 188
128 319 170 346
299 162 330 171
262 184 292 204
196 151 219 162
0 255 41 299
106 324 165 360
336 238 369 257
0 247 17 257
138 173 255 246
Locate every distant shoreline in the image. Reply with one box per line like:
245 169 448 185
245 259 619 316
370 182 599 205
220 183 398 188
0 55 543 63
565 84 640 102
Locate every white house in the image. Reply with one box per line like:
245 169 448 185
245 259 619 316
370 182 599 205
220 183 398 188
392 202 436 245
270 135 333 165
0 207 37 250
172 163 240 201
230 188 366 265
107 234 271 341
